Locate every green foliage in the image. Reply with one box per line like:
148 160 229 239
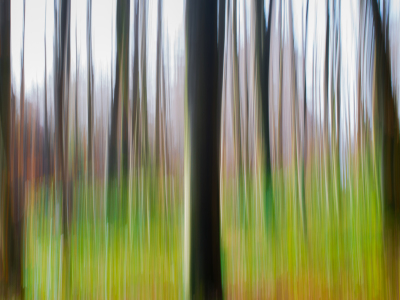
24 175 183 299
221 148 384 298
23 146 385 299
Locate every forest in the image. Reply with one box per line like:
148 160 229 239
0 0 400 298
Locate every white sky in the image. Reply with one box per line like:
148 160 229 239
10 0 400 145
11 0 185 129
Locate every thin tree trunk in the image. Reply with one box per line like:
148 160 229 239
141 0 149 166
87 0 93 187
55 0 71 243
0 0 11 287
75 16 79 178
132 0 139 169
278 0 283 170
15 0 26 288
44 0 50 182
107 0 130 221
255 0 274 230
155 0 162 173
303 0 309 214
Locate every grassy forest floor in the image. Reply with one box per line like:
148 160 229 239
19 148 392 299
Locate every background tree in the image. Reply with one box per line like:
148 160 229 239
140 0 149 167
87 0 95 220
155 0 162 177
55 0 71 240
44 0 50 185
132 0 139 169
107 0 130 222
0 0 11 288
256 0 274 227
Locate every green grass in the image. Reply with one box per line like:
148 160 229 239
23 147 388 299
220 146 385 299
24 175 183 299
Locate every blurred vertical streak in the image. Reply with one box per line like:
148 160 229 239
288 0 305 238
278 0 283 172
55 3 71 296
19 0 25 234
161 37 169 211
255 0 274 229
140 0 149 169
87 0 94 222
131 0 139 241
132 0 139 171
15 0 26 289
218 0 227 154
303 0 309 214
0 0 10 288
139 0 150 239
323 0 330 215
219 0 229 234
186 0 223 296
155 0 162 183
75 9 79 180
44 0 50 193
242 0 249 224
107 0 130 223
370 0 400 299
231 0 243 228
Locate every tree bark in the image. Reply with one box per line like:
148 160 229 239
57 0 71 240
140 0 149 166
256 0 273 176
186 0 223 297
370 0 400 298
107 0 130 221
155 0 162 172
0 0 11 287
132 0 139 168
87 0 93 184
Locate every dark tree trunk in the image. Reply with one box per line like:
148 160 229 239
155 0 162 172
132 0 139 167
19 1 26 237
121 0 130 181
256 0 273 176
107 0 130 221
370 0 399 209
87 0 93 183
15 0 25 289
218 0 226 117
0 0 11 288
108 46 120 180
324 1 329 140
57 0 71 240
186 0 223 297
370 0 400 299
140 0 149 165
277 0 283 169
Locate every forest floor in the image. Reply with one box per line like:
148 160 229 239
19 152 394 299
